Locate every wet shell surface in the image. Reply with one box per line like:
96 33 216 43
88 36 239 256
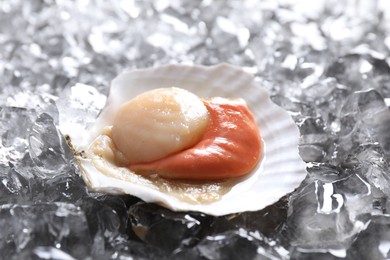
65 64 307 216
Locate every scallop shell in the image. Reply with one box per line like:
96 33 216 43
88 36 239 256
67 64 307 216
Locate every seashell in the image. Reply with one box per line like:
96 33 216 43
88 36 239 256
63 64 307 216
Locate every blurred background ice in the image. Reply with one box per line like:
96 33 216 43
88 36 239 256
1 0 390 259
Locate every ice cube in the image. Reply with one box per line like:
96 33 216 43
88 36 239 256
347 215 390 259
0 203 91 259
28 113 74 177
176 229 289 260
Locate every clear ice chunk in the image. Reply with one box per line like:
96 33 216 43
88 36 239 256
176 229 289 260
128 202 213 253
347 215 390 259
0 107 33 164
28 113 74 177
298 117 331 162
285 175 372 252
0 203 91 259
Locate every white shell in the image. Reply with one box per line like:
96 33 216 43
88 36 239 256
67 64 307 216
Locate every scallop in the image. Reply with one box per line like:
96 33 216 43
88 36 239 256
63 64 307 216
111 87 209 164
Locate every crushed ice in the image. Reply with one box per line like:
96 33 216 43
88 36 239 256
1 0 390 258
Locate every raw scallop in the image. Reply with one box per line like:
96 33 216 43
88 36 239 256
62 64 307 216
112 87 209 164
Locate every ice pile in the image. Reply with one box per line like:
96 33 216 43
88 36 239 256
1 0 390 259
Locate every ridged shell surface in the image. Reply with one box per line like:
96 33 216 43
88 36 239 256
68 64 307 216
